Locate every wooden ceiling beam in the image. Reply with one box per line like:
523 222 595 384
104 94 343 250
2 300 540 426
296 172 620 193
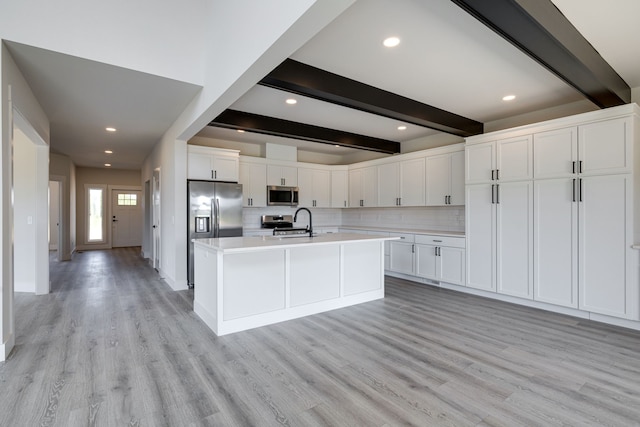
210 109 401 154
260 59 483 137
451 0 630 108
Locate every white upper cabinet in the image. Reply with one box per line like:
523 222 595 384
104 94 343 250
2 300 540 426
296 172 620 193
400 157 426 206
496 135 533 181
377 162 400 207
426 151 463 206
331 169 348 208
349 166 377 207
378 158 426 207
578 117 632 175
188 146 239 182
533 127 578 179
239 160 267 207
298 167 331 208
267 165 298 186
465 141 496 184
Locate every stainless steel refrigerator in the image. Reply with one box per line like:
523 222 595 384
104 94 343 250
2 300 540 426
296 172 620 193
188 180 243 288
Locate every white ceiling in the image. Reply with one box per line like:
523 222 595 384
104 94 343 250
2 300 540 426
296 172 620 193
6 0 640 169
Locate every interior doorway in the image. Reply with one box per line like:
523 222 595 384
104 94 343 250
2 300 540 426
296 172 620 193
152 169 161 271
49 181 62 256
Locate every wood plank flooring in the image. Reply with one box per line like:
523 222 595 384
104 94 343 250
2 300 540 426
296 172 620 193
1 247 640 426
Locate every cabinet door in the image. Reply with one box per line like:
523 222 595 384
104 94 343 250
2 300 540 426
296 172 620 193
439 246 465 286
465 184 496 291
187 152 213 180
361 167 378 207
579 174 631 318
534 178 578 308
312 169 331 207
533 127 577 179
449 150 465 205
579 117 632 175
297 168 315 207
400 158 425 206
389 241 414 275
331 170 348 208
465 142 495 184
415 244 437 279
496 181 533 299
212 155 239 182
378 162 399 207
349 168 363 207
497 135 533 181
267 165 298 186
425 154 450 206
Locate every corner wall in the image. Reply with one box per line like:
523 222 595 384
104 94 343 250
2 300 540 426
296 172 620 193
1 41 49 360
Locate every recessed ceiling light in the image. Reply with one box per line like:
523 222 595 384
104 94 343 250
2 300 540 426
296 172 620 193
104 163 111 167
105 127 117 132
502 95 516 101
383 37 400 48
397 125 407 131
334 145 341 148
104 150 113 154
285 98 297 105
237 129 245 133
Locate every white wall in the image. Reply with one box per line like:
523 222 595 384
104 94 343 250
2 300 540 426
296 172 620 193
1 43 50 360
13 128 37 292
0 0 207 85
142 0 355 290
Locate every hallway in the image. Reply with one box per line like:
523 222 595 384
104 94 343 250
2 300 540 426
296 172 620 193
1 248 640 426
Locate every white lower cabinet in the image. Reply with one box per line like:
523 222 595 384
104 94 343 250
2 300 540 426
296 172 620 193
388 233 415 275
415 235 465 285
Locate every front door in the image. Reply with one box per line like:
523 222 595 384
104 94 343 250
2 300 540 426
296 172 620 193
111 190 142 247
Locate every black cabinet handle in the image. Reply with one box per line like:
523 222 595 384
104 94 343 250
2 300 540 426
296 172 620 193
491 169 495 181
579 178 583 202
572 161 576 174
579 161 583 174
496 169 500 180
572 179 576 202
496 184 500 204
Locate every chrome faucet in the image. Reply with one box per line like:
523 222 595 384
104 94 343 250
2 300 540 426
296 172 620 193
294 207 313 237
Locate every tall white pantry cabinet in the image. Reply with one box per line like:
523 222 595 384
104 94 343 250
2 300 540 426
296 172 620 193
465 103 640 322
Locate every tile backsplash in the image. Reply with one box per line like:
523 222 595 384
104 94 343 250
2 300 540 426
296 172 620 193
243 205 464 232
342 206 465 232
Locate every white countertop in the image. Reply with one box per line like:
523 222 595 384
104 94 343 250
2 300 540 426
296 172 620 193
339 226 465 237
193 233 398 254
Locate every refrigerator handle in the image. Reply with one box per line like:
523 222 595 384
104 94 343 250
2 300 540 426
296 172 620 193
214 198 221 237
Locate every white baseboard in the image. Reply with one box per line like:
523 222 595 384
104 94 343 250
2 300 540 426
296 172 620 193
1 332 15 361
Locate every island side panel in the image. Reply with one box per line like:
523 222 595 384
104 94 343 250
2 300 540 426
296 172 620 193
223 250 286 321
193 245 219 333
290 245 341 307
343 241 384 296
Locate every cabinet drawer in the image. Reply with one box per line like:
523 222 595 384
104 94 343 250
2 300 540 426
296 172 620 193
414 234 465 248
389 232 414 243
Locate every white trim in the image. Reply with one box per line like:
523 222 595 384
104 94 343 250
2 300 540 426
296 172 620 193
1 332 15 361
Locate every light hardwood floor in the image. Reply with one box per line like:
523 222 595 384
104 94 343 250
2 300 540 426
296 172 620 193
1 247 640 426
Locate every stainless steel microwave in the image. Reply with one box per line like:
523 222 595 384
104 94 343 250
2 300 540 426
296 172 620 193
267 186 299 206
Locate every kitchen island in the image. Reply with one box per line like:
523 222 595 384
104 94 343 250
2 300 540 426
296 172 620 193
193 233 398 336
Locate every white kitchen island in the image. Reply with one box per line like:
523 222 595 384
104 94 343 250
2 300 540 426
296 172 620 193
193 233 397 336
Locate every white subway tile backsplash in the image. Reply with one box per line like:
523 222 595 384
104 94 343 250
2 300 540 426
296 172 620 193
243 205 465 233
